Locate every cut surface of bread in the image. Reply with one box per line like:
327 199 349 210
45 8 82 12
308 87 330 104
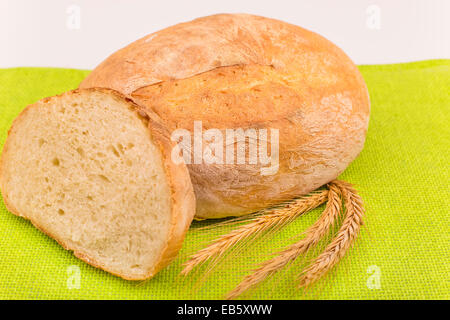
0 89 195 280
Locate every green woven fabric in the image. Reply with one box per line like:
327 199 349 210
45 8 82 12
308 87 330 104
0 60 449 300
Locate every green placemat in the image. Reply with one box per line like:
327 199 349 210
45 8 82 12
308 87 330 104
0 60 449 300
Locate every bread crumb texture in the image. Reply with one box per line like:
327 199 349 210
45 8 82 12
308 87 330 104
0 90 173 279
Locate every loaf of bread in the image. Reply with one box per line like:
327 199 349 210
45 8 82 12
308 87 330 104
81 13 370 219
0 89 195 280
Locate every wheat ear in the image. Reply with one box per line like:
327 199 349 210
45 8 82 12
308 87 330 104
226 182 342 299
181 190 328 276
298 180 364 288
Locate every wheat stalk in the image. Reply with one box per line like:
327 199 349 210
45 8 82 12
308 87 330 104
297 180 365 288
181 190 329 276
226 182 343 299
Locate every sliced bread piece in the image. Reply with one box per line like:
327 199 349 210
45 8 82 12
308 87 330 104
0 88 195 280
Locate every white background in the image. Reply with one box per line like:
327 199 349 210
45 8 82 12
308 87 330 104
0 0 449 69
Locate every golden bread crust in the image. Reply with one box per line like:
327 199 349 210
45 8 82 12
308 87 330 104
80 14 370 218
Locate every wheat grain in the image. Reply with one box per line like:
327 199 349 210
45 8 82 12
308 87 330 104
226 182 342 299
297 180 364 288
181 190 328 276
